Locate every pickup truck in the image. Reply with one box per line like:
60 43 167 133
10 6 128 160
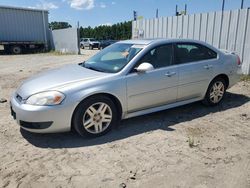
80 38 100 50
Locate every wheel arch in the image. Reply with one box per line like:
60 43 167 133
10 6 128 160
211 74 229 89
71 92 123 130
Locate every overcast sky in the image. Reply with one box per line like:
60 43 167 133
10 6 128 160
0 0 249 27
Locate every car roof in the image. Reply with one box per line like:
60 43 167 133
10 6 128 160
119 38 211 46
118 38 219 52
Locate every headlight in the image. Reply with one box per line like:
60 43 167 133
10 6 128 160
25 91 65 106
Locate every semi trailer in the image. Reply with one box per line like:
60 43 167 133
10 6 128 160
0 6 50 54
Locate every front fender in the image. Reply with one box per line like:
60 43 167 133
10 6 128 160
69 77 127 117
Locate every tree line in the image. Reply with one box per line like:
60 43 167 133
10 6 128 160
49 22 72 30
48 21 132 40
79 21 132 40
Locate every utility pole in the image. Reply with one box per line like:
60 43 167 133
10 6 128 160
175 5 178 16
219 0 225 48
77 21 80 55
133 11 137 21
222 0 225 12
185 4 187 15
241 0 244 9
156 8 159 18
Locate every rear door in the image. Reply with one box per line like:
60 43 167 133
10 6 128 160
174 43 218 101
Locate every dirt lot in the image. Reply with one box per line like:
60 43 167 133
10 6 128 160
0 51 250 188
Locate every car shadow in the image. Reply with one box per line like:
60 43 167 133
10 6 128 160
21 92 250 149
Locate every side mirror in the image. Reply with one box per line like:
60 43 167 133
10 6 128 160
135 62 154 73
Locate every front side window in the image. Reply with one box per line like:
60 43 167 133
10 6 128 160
83 43 143 73
136 44 174 69
175 43 217 64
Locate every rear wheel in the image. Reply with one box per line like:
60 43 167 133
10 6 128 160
203 78 226 106
11 45 22 54
73 96 118 137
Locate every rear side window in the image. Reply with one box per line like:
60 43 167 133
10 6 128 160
175 43 217 64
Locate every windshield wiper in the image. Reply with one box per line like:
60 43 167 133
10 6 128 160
85 65 109 73
79 61 109 73
86 66 101 72
78 61 85 66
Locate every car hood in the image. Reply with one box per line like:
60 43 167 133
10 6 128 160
16 64 108 99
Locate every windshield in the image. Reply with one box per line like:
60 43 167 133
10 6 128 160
89 38 96 41
83 43 143 73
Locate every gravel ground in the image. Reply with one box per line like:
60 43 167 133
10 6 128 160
0 51 250 188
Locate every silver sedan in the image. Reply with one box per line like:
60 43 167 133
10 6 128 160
10 39 242 137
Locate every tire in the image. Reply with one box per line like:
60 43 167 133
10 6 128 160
203 77 226 106
73 95 118 137
80 44 84 49
11 45 22 54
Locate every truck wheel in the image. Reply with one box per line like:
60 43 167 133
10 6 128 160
11 46 22 54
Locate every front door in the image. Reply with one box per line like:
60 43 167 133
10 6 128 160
126 44 179 113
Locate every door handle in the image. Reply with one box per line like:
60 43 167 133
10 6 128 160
165 72 176 77
204 65 213 69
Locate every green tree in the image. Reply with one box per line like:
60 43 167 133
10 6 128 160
79 21 132 40
49 22 72 30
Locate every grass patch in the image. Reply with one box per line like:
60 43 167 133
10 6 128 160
188 136 195 148
48 50 76 55
187 136 200 148
240 75 250 82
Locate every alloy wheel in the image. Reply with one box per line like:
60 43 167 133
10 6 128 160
83 102 112 134
209 81 225 103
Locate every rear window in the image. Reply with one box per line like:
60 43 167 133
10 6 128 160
175 43 217 64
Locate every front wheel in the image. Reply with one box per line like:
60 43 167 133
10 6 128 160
73 96 118 137
203 78 226 106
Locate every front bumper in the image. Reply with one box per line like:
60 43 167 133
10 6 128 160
91 43 100 48
10 94 75 133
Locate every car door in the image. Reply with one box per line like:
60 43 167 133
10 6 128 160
83 39 89 47
126 44 179 113
174 43 218 101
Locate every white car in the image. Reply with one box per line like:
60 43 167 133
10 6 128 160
80 38 100 50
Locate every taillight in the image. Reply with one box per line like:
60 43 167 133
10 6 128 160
237 55 241 65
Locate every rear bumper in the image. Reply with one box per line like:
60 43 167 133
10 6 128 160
228 66 242 88
10 94 75 133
